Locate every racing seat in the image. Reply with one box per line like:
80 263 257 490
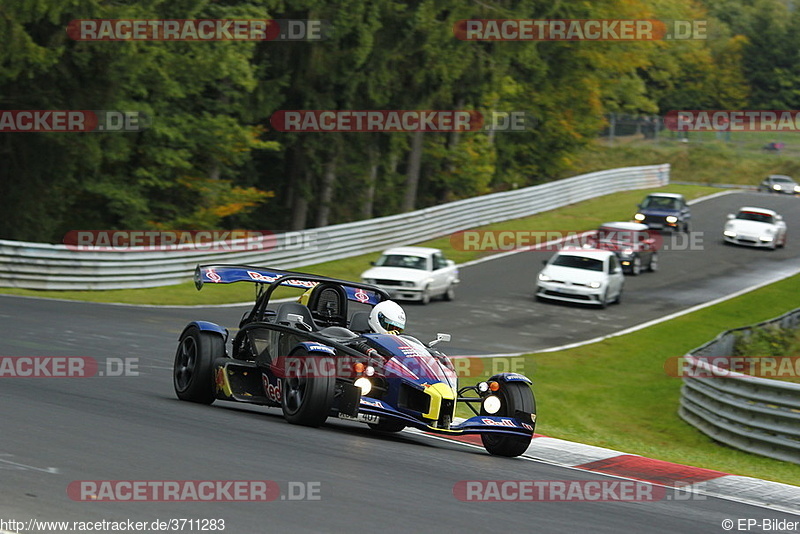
349 311 371 334
307 283 348 328
275 302 317 331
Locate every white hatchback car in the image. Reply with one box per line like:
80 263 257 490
723 207 787 249
536 249 625 308
361 247 459 304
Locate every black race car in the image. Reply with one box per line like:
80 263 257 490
173 265 537 457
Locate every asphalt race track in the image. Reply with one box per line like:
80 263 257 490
1 191 799 532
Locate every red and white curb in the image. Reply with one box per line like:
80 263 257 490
408 428 800 514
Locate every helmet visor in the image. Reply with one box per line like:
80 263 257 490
378 312 404 333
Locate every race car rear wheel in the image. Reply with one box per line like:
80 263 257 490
480 381 535 457
281 349 335 427
173 326 223 404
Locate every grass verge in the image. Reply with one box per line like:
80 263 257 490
454 273 800 485
0 184 718 305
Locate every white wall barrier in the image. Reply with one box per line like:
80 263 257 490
0 164 669 290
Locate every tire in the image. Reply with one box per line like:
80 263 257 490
648 252 659 272
480 381 536 457
420 286 431 305
779 232 787 248
631 256 642 276
368 419 406 433
173 326 223 404
683 222 691 234
443 283 455 301
281 349 335 427
614 288 623 305
599 289 609 309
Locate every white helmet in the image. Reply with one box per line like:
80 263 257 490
369 300 406 334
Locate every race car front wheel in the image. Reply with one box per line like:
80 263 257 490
173 326 223 404
480 381 536 457
281 349 335 427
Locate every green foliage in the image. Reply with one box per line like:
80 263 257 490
0 0 793 241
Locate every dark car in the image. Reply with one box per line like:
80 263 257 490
591 222 658 275
173 265 537 457
633 193 691 233
759 175 800 195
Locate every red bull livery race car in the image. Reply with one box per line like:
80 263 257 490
173 265 536 457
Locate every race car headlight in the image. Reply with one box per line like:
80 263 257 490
723 230 736 237
477 381 490 393
773 184 782 190
634 213 645 221
759 235 774 242
538 273 551 282
794 185 800 193
400 281 416 288
354 377 372 395
483 395 502 414
665 216 678 224
589 281 602 289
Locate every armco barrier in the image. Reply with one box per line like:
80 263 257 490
0 164 669 290
679 308 800 464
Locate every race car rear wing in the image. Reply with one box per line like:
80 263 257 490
194 264 387 305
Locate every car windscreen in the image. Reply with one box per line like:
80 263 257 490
771 176 793 183
641 197 679 210
736 212 774 224
375 254 428 270
598 229 636 244
551 255 604 272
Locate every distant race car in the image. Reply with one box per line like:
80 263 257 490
536 249 625 308
633 193 691 233
723 207 787 249
759 175 800 195
361 246 459 304
173 265 536 457
590 221 658 275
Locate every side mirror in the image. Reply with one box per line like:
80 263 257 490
776 215 784 221
370 260 376 266
428 333 451 347
446 259 455 267
542 259 548 266
727 214 735 220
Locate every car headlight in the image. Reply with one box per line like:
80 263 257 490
759 236 774 242
634 213 645 221
400 281 416 288
589 281 602 289
723 230 736 237
482 395 502 414
538 273 551 282
665 216 678 223
622 248 634 256
794 185 800 193
354 377 372 395
774 184 782 190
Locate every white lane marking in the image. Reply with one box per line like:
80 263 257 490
0 455 60 474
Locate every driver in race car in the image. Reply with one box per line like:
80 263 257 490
368 300 406 334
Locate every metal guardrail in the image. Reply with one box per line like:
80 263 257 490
0 164 669 290
679 309 800 464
